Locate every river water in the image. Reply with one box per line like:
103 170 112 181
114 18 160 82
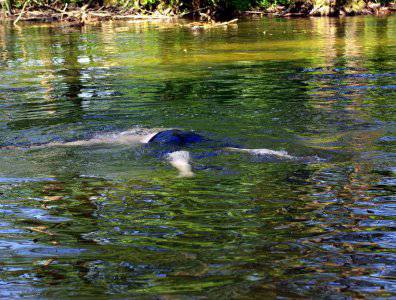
0 16 395 298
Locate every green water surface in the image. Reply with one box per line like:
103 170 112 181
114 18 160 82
0 16 395 298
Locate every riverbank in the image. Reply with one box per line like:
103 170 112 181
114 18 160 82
1 2 395 26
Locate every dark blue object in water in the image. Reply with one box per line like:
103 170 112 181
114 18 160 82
148 129 204 146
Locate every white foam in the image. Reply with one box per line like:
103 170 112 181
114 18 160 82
167 151 194 177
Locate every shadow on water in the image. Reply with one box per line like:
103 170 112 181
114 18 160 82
0 15 395 298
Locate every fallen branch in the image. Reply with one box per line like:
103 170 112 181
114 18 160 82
283 12 306 17
243 10 266 14
60 3 67 20
88 11 112 18
209 18 238 27
113 14 173 20
182 18 238 29
13 0 30 25
37 2 65 14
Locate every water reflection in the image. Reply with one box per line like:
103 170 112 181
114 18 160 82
0 15 395 298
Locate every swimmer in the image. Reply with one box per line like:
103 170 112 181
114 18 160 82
1 128 297 177
144 129 296 177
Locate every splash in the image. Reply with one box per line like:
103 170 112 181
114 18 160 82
166 151 194 177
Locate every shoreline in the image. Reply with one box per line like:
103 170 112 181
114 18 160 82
0 4 395 27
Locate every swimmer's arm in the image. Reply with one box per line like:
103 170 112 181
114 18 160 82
4 131 161 150
223 147 295 159
50 133 155 147
30 138 116 148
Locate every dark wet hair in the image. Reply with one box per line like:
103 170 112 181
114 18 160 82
148 129 203 146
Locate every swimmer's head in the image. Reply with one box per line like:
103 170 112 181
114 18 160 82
148 129 203 146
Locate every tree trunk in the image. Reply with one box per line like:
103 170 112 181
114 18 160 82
193 0 200 10
2 0 13 14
